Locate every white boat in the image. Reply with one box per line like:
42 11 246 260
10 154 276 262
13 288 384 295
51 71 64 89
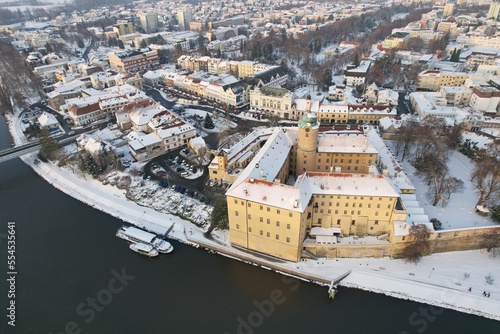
129 242 159 257
117 226 173 254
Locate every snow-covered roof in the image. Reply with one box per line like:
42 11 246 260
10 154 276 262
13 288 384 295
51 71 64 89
38 112 59 127
130 104 165 127
189 136 206 150
317 133 377 154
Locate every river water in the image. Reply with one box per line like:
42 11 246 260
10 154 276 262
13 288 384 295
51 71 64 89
0 114 498 333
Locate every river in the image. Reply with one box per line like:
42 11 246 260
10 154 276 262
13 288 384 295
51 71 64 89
0 114 498 333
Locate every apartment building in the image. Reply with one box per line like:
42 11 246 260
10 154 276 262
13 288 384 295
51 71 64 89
109 49 159 73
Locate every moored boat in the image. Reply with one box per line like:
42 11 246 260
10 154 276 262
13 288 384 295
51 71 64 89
129 242 159 257
117 225 173 254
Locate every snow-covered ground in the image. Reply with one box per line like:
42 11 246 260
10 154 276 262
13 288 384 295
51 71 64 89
398 145 496 230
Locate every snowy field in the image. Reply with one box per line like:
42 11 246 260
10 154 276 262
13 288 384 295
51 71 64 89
385 133 497 230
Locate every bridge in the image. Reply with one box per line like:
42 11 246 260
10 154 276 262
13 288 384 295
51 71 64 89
0 135 80 163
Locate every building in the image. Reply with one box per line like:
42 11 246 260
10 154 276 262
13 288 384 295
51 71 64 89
109 49 159 73
37 112 60 132
140 12 158 34
417 70 468 91
123 104 197 161
344 61 371 87
382 32 409 49
225 114 405 262
250 86 294 118
487 0 500 20
443 3 455 17
112 20 134 36
177 8 193 31
469 86 500 114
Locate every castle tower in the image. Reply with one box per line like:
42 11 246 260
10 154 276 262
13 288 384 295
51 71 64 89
295 112 319 176
217 150 227 170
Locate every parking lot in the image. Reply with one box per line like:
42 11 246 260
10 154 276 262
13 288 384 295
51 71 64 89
141 147 225 205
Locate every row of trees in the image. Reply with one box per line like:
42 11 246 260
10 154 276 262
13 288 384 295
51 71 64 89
0 41 43 113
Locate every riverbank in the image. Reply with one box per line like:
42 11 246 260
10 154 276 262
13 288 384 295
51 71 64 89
19 151 500 321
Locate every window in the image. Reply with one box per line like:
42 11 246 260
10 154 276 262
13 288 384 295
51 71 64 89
377 204 380 208
357 210 361 215
289 212 293 217
277 209 280 214
386 212 390 216
235 211 239 216
375 211 378 216
234 199 238 204
249 227 252 232
287 224 290 229
318 218 322 224
335 210 338 214
241 201 244 205
276 221 280 227
344 210 347 214
248 203 251 207
236 224 240 229
388 204 391 209
337 219 341 224
267 207 270 212
248 214 251 219
351 220 355 225
267 232 270 237
267 219 270 224
260 217 263 222
260 230 263 236
286 237 290 243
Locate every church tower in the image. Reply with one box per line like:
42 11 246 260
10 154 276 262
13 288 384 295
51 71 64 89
295 110 319 177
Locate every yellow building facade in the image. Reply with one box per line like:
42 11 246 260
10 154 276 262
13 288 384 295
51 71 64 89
225 114 404 262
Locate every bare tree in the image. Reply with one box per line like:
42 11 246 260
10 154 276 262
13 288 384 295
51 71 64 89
471 141 500 207
428 168 464 207
402 224 431 264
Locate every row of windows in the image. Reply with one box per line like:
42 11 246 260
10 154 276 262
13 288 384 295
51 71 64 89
315 202 391 209
315 209 390 216
233 200 294 217
235 224 291 243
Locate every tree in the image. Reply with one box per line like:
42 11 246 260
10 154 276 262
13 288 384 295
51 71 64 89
38 129 59 160
402 224 431 264
321 68 332 90
471 149 500 207
118 40 125 49
429 167 464 206
206 199 228 234
430 218 442 230
491 205 500 223
140 39 148 48
450 48 461 62
203 113 215 129
77 152 101 176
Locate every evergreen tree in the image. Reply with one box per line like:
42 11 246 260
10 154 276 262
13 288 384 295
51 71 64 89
203 113 215 129
322 68 332 89
207 199 228 234
118 40 125 49
38 129 59 160
140 39 148 48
